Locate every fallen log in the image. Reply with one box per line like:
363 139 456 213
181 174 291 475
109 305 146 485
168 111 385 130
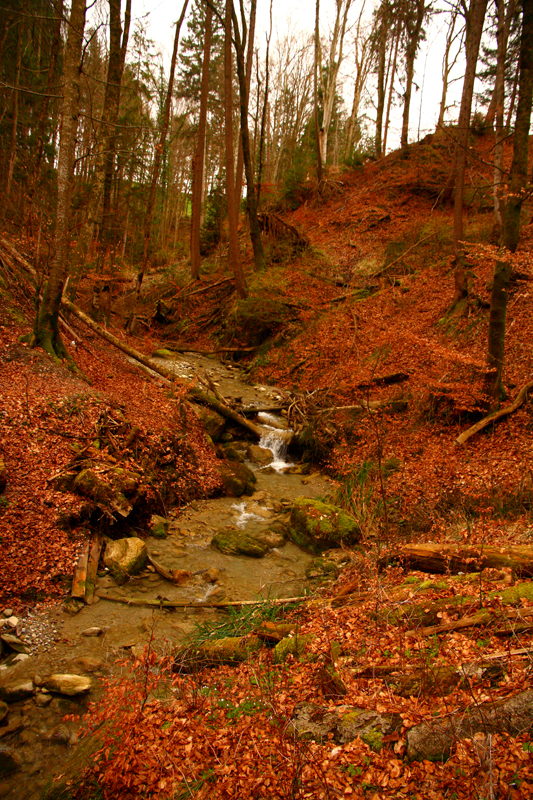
97 593 307 609
61 297 264 439
456 379 533 445
71 543 90 600
408 606 533 638
379 542 533 577
407 688 533 761
84 534 103 605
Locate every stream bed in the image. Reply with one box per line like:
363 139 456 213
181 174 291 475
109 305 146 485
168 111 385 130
0 353 336 800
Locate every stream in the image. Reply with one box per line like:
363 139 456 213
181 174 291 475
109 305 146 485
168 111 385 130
0 353 335 800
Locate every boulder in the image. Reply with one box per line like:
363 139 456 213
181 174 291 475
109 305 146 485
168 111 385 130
247 444 273 466
216 462 257 497
0 634 28 654
211 530 268 558
190 404 225 442
0 745 21 777
288 498 361 554
289 702 402 752
219 444 245 462
44 674 92 696
151 514 170 539
0 681 33 703
104 537 148 584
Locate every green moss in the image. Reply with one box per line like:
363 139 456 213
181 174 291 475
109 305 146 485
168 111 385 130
272 634 311 664
211 530 268 558
288 497 361 553
402 576 421 586
493 581 533 604
360 730 384 753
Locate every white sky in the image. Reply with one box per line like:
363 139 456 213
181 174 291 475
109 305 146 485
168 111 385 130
130 0 468 151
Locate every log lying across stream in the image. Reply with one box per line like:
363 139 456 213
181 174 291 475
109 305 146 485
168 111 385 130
379 542 533 577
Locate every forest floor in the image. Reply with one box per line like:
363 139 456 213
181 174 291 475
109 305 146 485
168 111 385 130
1 131 533 798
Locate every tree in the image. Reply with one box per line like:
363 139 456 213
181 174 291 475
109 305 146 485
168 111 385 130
319 0 353 165
400 0 429 150
190 0 213 280
437 1 465 129
452 0 489 306
344 7 375 161
484 0 533 407
32 0 87 363
224 0 246 298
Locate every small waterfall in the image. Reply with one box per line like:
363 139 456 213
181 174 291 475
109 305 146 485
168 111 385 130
257 412 293 472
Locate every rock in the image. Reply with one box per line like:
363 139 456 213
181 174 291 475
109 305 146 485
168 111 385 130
254 526 286 549
0 745 21 777
0 458 7 494
306 557 341 580
104 537 148 584
0 701 8 723
63 598 85 616
0 681 34 703
34 693 52 708
44 674 92 696
49 724 72 745
211 530 268 558
202 568 221 584
0 634 28 654
81 627 104 637
71 657 104 673
288 498 361 553
1 610 13 619
10 654 29 665
247 444 273 466
190 404 226 442
219 444 245 462
216 462 257 497
151 348 177 360
151 514 170 539
3 617 18 629
171 569 191 585
289 702 402 752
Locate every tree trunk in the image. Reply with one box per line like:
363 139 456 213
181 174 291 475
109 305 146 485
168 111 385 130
190 0 213 280
492 0 506 234
483 0 533 407
379 542 533 577
5 8 23 202
234 0 256 204
232 0 266 271
374 6 387 159
256 0 272 208
32 0 87 364
314 0 323 181
224 0 246 298
320 0 352 165
382 25 401 156
452 0 488 304
400 0 426 151
437 4 463 128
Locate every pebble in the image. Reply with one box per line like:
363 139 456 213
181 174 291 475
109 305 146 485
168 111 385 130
2 609 13 618
81 627 104 637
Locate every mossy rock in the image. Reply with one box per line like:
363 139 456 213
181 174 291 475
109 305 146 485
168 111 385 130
211 530 268 558
288 497 361 554
73 467 142 518
103 537 148 584
191 404 226 442
151 348 177 360
272 633 312 663
219 444 245 462
306 557 341 579
151 514 170 539
216 462 257 497
178 635 263 669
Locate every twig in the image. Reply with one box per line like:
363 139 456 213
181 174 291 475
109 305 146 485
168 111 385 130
456 379 533 445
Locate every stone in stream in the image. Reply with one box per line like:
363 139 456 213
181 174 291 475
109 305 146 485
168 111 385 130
0 745 21 777
190 404 226 442
247 444 273 465
103 537 148 584
44 674 92 696
288 498 361 554
0 681 33 703
151 514 171 538
70 657 104 673
211 530 268 558
216 462 257 497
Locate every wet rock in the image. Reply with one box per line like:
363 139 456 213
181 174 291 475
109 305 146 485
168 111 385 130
219 444 245 462
0 745 21 777
34 693 52 708
63 598 85 616
254 530 285 549
216 462 257 497
172 569 191 585
211 530 268 558
247 444 273 465
190 404 225 442
49 724 72 745
44 674 92 696
71 657 104 673
151 514 170 539
0 634 28 654
288 498 361 554
10 653 29 665
81 627 104 637
202 568 221 583
2 617 18 629
104 537 148 584
289 702 401 751
0 681 34 703
0 701 8 722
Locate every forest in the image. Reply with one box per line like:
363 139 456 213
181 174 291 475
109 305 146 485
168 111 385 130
1 0 533 798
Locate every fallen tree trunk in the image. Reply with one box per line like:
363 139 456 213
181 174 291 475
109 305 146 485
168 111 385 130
407 688 533 761
84 534 103 605
406 606 533 638
61 297 264 439
97 593 307 609
456 379 533 445
379 542 533 577
71 543 89 600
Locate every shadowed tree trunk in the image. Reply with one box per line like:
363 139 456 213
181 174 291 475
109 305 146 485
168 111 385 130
452 0 488 306
314 0 323 182
224 0 246 298
32 0 87 364
484 0 533 408
190 0 213 280
400 0 427 151
256 0 273 208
